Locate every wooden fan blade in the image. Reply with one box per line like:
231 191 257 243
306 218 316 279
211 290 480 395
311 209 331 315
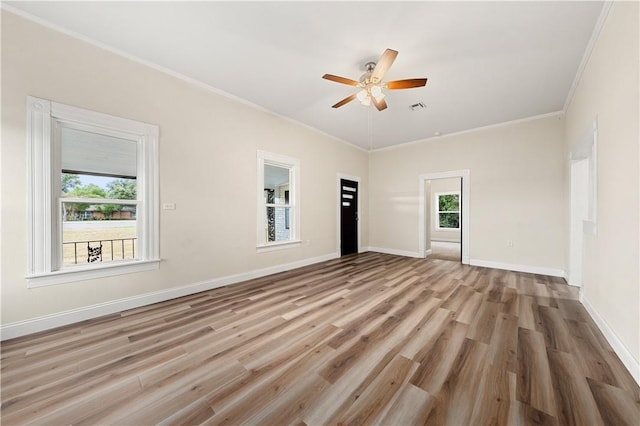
322 74 359 86
371 49 398 83
373 97 388 111
386 78 428 90
332 93 357 108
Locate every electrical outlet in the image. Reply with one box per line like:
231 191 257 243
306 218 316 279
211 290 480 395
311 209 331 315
507 239 514 247
162 203 176 210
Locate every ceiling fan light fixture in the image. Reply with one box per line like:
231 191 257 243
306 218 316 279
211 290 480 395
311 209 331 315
370 85 384 101
323 48 427 111
356 89 368 102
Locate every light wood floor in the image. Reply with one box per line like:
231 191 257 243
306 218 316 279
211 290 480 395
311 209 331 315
1 253 638 425
429 241 461 262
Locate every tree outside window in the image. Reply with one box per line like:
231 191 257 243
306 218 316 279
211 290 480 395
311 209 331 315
436 192 460 230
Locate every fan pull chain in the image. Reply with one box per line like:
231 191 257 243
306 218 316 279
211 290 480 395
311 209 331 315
368 106 373 151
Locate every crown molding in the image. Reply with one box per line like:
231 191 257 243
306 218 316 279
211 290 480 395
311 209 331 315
1 5 366 154
562 1 614 112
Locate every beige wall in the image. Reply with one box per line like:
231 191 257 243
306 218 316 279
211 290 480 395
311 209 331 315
429 178 462 243
369 114 565 271
0 12 368 325
564 2 639 364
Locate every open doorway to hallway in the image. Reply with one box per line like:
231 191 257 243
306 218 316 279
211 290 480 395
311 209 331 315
418 169 469 264
427 177 462 262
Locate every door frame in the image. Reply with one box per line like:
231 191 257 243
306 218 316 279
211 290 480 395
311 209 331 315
568 118 598 287
337 173 361 255
418 170 470 264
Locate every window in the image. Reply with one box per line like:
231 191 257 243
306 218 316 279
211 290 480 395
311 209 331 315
26 96 159 287
435 191 460 230
257 151 299 249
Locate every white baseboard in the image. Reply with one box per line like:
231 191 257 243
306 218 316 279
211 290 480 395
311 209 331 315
424 249 433 256
0 252 339 341
580 292 640 386
469 259 565 277
367 247 423 259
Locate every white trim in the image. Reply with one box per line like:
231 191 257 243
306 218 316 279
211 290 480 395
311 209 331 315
371 111 564 153
367 247 422 259
61 197 139 205
419 170 470 264
425 249 433 256
563 2 614 112
568 118 599 287
1 252 338 341
256 240 302 252
27 259 160 288
26 96 53 275
580 292 640 386
336 173 362 256
469 259 565 278
257 150 300 247
26 96 159 286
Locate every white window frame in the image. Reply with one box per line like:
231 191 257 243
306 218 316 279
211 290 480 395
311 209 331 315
256 150 300 250
434 191 461 231
26 96 160 287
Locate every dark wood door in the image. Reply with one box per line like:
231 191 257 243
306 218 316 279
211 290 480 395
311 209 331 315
340 179 358 256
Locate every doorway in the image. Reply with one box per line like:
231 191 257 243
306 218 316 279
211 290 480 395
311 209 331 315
339 177 359 256
418 170 470 264
568 119 598 287
569 159 589 286
429 177 462 261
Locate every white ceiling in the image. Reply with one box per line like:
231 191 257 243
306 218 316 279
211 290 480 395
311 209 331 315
6 1 604 150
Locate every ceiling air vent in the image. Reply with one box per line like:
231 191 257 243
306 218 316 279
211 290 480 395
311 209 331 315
410 102 426 111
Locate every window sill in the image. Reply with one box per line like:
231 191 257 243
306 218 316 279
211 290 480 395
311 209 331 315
257 240 302 252
435 228 461 232
26 259 160 288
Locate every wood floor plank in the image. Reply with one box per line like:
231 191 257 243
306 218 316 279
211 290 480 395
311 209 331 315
378 383 434 425
470 362 511 425
518 294 542 331
487 311 518 372
466 300 500 343
423 338 489 426
210 345 335 425
1 253 637 425
564 318 620 387
588 377 640 426
410 319 469 394
400 307 452 360
332 354 417 425
516 327 557 416
547 347 605 426
537 305 575 353
508 400 559 426
500 286 519 316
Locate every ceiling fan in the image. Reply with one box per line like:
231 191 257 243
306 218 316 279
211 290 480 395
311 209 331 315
322 48 427 111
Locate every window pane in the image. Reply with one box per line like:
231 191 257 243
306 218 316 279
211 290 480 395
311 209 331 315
438 194 460 212
264 164 290 205
62 202 137 266
61 173 137 200
439 212 460 229
265 206 290 242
